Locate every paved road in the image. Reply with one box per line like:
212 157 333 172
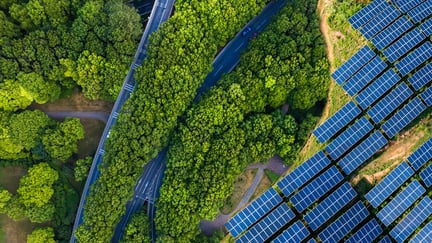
44 111 110 123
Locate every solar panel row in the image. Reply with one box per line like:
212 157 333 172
304 182 357 231
277 151 331 197
325 117 374 160
407 0 432 23
367 82 413 124
318 201 369 243
407 138 432 171
349 0 387 29
408 63 432 91
384 28 426 63
382 97 427 138
290 166 343 213
331 45 376 85
390 197 432 242
395 41 432 76
393 0 426 13
313 101 362 143
419 164 432 187
346 219 383 243
365 161 414 208
272 220 310 243
380 235 393 243
360 3 401 39
225 188 282 237
376 180 425 226
410 220 432 243
372 16 413 50
343 56 388 96
421 86 432 106
338 131 387 175
420 17 432 36
237 203 295 243
355 69 401 109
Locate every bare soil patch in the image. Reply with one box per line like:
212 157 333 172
250 174 271 202
77 118 106 159
0 167 27 194
0 215 36 243
220 169 257 215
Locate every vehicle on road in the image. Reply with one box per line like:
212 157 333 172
242 27 252 36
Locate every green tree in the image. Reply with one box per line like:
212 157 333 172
25 203 55 223
121 210 151 243
27 227 56 243
74 156 92 182
0 188 12 214
5 195 26 221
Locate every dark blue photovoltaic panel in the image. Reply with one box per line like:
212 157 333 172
393 0 425 13
277 151 331 197
408 63 432 91
318 201 369 243
372 16 413 50
384 28 426 63
343 56 388 96
338 131 387 175
410 220 432 243
395 41 432 76
313 101 361 143
376 180 425 226
420 164 432 187
346 219 383 243
382 97 427 138
331 45 376 85
304 182 357 231
390 197 432 242
420 17 432 36
307 239 317 243
290 166 343 212
360 4 401 39
421 85 432 106
380 236 392 243
325 117 373 160
225 188 282 237
407 138 432 171
237 203 295 243
355 69 401 109
272 221 310 243
408 0 432 23
365 161 414 208
349 0 387 29
367 83 413 124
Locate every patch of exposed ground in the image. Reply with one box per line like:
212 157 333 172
0 215 36 243
220 169 257 215
76 119 106 159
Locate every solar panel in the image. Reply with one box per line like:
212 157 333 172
407 0 432 23
379 235 393 243
331 45 376 85
376 180 425 226
408 63 432 91
395 41 432 76
313 101 362 143
382 97 427 138
420 17 432 36
225 188 282 237
290 166 343 213
346 219 383 243
420 85 432 106
367 82 413 124
277 151 331 197
338 131 387 175
383 28 426 63
318 201 369 243
365 161 415 208
390 197 432 242
349 0 388 29
393 0 426 13
237 203 295 243
307 239 317 243
325 117 374 160
372 16 413 50
272 221 310 243
410 220 432 243
355 69 401 109
343 56 388 96
360 3 401 39
407 138 432 171
304 182 357 231
419 164 432 187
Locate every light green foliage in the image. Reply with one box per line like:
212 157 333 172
25 202 55 223
27 227 56 243
0 188 12 213
121 209 151 243
74 156 92 182
5 195 26 221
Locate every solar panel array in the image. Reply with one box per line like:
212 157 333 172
367 82 413 124
420 164 432 187
389 197 432 242
410 220 432 243
393 0 426 13
349 0 387 29
420 17 432 35
408 63 432 91
237 203 295 243
272 221 310 243
395 41 432 76
372 16 413 50
318 201 369 243
325 117 373 160
360 3 401 39
343 56 388 96
346 219 383 243
407 138 432 171
338 131 387 175
313 101 361 143
383 28 426 63
225 187 282 237
290 166 343 212
380 236 393 243
407 0 432 23
376 180 425 226
421 86 432 106
365 161 414 208
277 151 330 197
382 97 427 138
304 182 357 231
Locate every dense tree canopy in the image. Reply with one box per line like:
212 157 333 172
121 209 151 243
27 227 56 243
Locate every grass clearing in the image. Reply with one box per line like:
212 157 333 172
220 169 257 215
264 169 279 184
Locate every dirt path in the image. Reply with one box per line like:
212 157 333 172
44 111 110 123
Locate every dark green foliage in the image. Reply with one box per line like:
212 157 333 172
121 209 151 243
74 156 92 182
52 181 79 242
